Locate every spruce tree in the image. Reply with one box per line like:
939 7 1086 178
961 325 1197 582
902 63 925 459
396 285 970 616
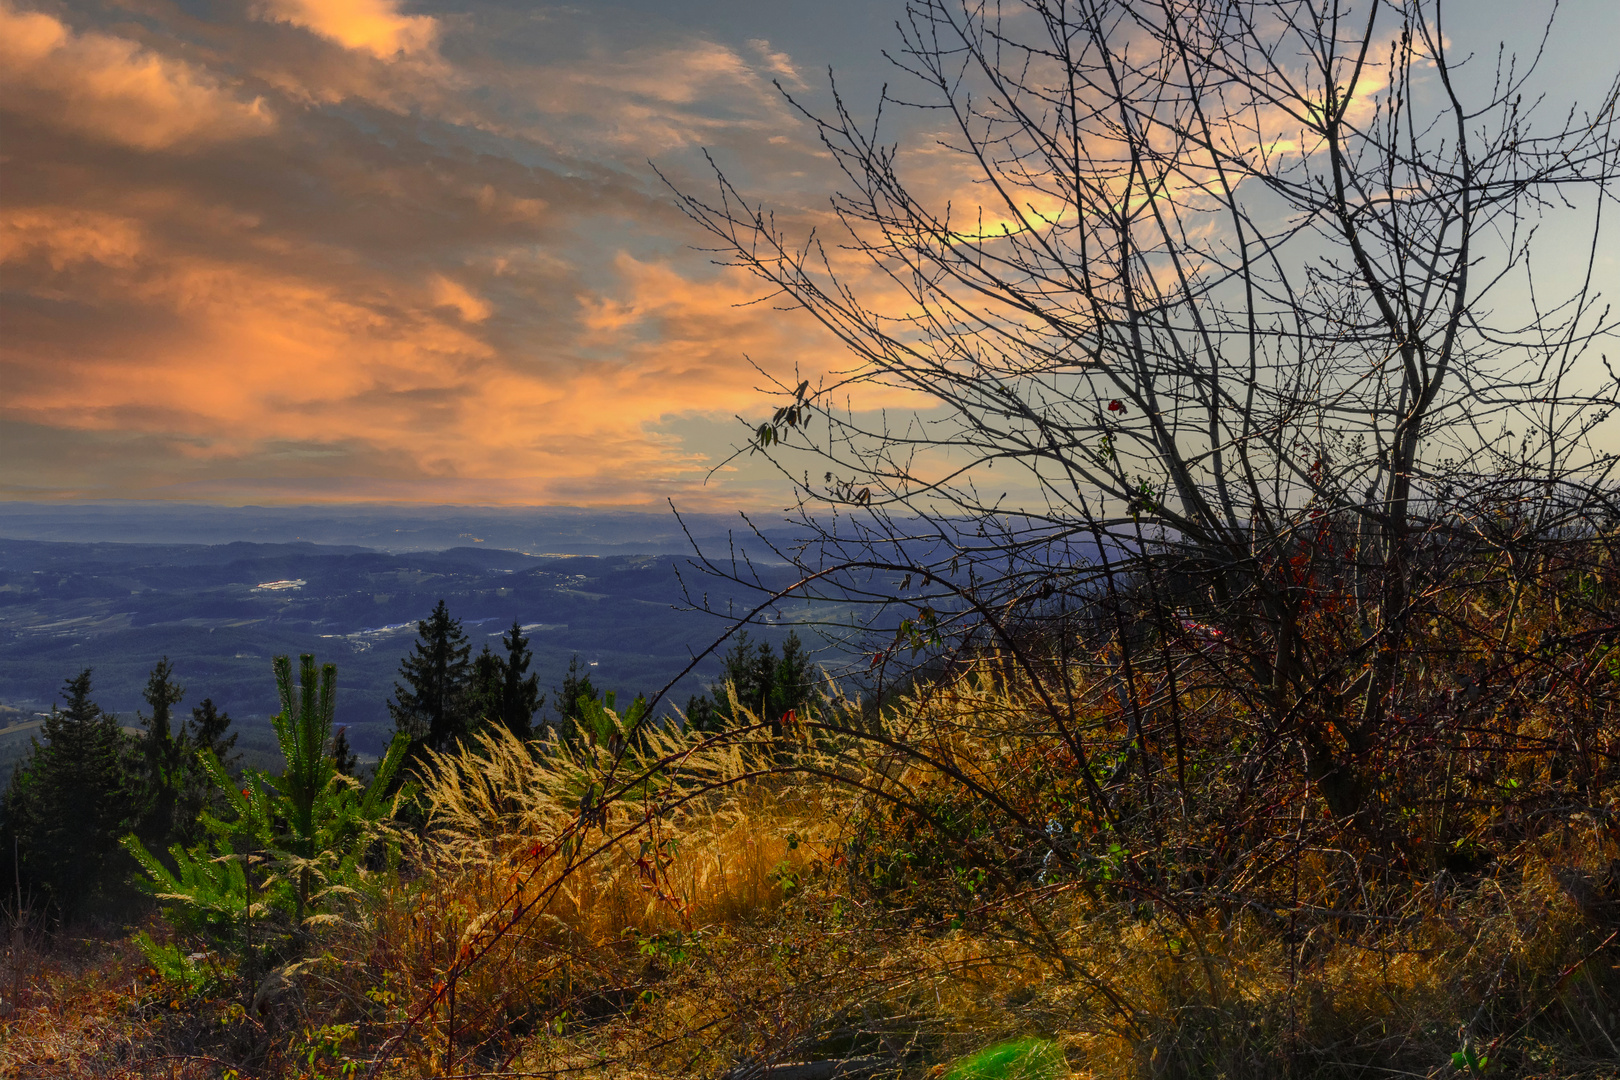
388 600 472 754
736 635 778 722
469 645 505 735
466 623 544 741
187 698 240 772
177 697 239 842
685 631 817 737
767 631 815 738
689 631 772 731
682 692 721 735
3 670 135 917
552 654 597 745
329 725 359 777
687 633 756 734
137 658 186 848
498 620 542 740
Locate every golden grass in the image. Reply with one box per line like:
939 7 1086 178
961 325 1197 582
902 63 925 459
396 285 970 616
313 715 858 1074
311 667 1616 1079
11 533 1619 1080
520 666 1620 1075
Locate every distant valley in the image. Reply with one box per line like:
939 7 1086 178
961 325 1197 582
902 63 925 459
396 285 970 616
0 509 839 772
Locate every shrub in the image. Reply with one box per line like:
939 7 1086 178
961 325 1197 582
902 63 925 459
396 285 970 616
125 654 409 991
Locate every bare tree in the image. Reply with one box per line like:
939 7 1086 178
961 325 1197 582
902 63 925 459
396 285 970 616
671 0 1620 824
327 13 1620 1064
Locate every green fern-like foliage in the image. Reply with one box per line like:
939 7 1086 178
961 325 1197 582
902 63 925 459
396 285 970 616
130 931 219 997
944 1038 1068 1080
122 830 253 942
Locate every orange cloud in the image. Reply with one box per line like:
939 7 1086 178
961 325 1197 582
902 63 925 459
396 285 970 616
0 3 872 507
0 207 822 505
747 38 807 90
254 0 438 58
0 1 273 150
0 208 143 272
429 275 493 323
4 249 480 435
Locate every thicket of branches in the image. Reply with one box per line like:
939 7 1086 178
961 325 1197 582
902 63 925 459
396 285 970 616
254 2 1614 1073
672 0 1620 832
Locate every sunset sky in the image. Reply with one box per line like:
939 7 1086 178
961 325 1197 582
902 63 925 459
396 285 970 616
3 0 1616 509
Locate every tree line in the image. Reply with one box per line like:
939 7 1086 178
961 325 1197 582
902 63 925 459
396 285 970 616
1 598 818 921
2 663 242 919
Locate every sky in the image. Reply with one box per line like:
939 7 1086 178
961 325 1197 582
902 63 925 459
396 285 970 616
2 0 1617 510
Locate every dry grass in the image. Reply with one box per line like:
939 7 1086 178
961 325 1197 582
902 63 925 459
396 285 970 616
545 835 1619 1080
299 662 1617 1079
5 533 1617 1078
296 717 857 1075
0 915 210 1080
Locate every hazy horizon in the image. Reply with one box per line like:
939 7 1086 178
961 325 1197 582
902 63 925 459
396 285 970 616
0 498 796 555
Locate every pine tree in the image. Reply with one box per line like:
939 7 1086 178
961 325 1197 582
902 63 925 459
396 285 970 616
498 620 543 739
2 670 135 917
388 600 472 754
125 655 410 974
137 658 186 848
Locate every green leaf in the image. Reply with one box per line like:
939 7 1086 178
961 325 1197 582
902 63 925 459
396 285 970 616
944 1037 1066 1080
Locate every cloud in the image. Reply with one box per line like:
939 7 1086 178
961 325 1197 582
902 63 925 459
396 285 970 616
0 207 143 272
429 275 493 323
0 1 858 507
747 38 807 89
253 0 438 58
479 35 818 162
0 1 273 151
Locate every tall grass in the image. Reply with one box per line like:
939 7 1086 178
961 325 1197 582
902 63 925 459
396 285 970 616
37 532 1614 1077
309 713 856 1074
304 605 1617 1077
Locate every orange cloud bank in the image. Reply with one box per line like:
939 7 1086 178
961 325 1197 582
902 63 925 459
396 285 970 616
0 1 913 507
0 1 273 150
254 0 438 58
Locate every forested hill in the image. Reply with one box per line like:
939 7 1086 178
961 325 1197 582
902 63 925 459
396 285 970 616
0 536 815 769
0 501 775 555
